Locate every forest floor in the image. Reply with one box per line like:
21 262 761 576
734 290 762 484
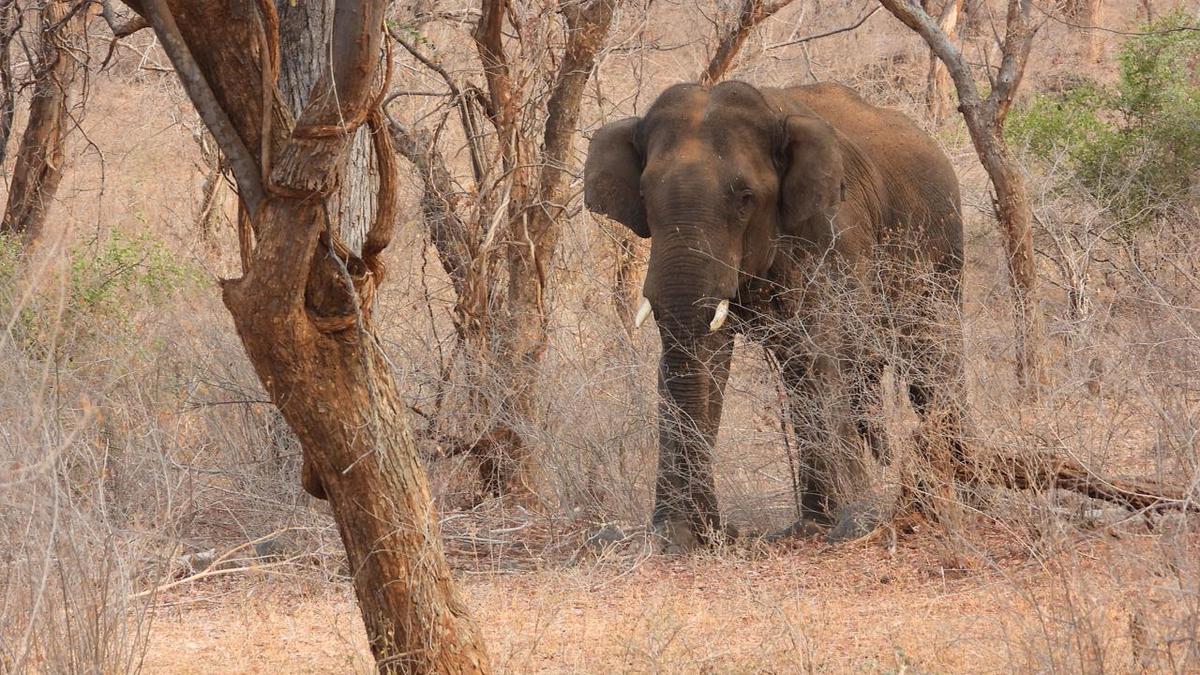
140 521 1181 673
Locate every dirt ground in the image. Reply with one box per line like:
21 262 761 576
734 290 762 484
140 525 1179 674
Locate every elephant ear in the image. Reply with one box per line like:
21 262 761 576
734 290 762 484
584 117 649 238
777 114 845 237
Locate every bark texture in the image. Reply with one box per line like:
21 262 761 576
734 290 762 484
1 0 87 243
137 0 491 669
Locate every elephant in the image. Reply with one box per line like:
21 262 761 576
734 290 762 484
584 81 969 551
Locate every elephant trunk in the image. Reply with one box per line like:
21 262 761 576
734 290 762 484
642 221 740 550
642 224 739 332
652 318 733 550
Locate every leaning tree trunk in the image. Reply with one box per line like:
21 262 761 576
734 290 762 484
972 130 1043 388
137 0 490 670
1 0 87 243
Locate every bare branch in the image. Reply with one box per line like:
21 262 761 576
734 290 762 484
99 0 148 38
767 5 880 50
700 0 795 85
140 0 265 216
389 25 488 184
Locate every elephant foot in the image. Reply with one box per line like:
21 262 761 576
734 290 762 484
826 499 886 543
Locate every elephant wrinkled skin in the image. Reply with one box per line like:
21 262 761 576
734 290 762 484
584 81 969 551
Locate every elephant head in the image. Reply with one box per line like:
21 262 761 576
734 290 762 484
584 81 847 548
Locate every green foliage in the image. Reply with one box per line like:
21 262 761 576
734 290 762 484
68 231 195 320
1007 11 1200 230
0 231 200 358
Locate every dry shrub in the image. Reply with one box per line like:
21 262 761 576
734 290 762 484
0 228 342 671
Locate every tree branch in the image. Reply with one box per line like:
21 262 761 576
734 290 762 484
473 0 513 134
767 4 879 49
877 0 982 116
100 0 148 38
700 0 795 85
389 25 488 184
140 0 265 216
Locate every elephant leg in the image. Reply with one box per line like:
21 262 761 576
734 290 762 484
652 331 734 552
775 348 875 539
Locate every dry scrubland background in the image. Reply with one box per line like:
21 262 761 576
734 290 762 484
2 0 1199 672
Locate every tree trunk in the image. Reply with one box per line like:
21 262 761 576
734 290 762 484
276 0 377 252
1 0 87 243
925 0 963 123
1064 0 1102 61
0 0 18 168
973 132 1043 388
136 0 492 669
221 199 490 672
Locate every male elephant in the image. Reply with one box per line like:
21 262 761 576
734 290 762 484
584 81 969 551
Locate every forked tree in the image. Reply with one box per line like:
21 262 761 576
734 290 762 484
880 0 1044 388
389 0 616 496
130 0 490 670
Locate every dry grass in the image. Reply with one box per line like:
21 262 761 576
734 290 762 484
140 528 1198 673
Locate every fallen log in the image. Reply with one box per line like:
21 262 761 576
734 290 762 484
972 449 1197 513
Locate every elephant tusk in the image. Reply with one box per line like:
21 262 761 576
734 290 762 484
709 299 730 332
634 297 652 329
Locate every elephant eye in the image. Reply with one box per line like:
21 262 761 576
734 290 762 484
737 189 754 213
